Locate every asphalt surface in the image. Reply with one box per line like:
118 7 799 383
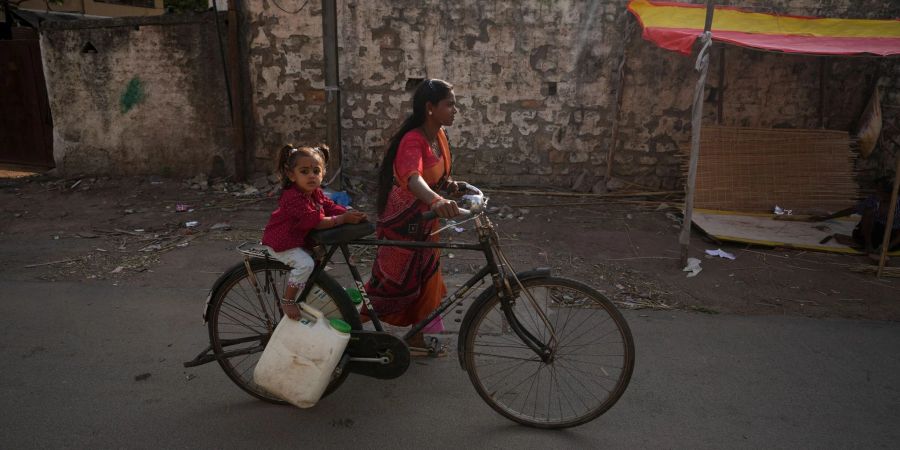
2 259 898 449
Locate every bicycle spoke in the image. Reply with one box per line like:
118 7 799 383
550 362 578 420
481 311 538 348
472 341 534 350
210 262 356 405
553 360 592 412
217 308 269 336
555 360 621 384
555 359 615 394
490 360 545 407
521 362 543 420
470 351 542 363
556 339 624 350
219 297 271 326
222 282 276 325
465 277 634 428
557 316 618 349
473 353 536 382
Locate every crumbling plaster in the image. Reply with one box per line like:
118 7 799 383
245 0 899 190
41 14 233 177
39 1 898 187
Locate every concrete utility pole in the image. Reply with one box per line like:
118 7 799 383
679 0 716 266
322 0 341 189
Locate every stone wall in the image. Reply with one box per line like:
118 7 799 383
41 13 233 177
40 1 899 187
243 0 899 191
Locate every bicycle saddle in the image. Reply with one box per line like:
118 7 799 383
308 222 375 244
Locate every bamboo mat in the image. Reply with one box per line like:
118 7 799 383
688 126 858 213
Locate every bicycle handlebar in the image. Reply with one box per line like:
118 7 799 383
421 206 473 221
420 182 484 221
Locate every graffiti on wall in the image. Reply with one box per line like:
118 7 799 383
120 77 146 113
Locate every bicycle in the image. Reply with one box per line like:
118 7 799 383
185 184 635 429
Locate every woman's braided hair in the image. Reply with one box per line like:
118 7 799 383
376 79 453 214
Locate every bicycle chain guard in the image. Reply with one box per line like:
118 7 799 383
345 331 410 379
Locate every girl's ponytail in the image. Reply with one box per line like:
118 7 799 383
275 144 295 189
313 144 330 165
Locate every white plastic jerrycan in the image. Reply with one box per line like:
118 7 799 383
253 302 351 408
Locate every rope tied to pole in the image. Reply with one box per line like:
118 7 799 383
680 30 715 266
695 31 713 71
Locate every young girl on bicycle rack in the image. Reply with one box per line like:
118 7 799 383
261 144 367 320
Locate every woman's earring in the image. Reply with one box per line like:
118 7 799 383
428 111 433 115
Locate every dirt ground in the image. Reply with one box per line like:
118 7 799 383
2 171 899 322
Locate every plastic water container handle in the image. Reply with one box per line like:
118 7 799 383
299 302 326 322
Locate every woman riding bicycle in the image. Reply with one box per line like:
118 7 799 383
366 78 461 351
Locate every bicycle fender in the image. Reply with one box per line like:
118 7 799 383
456 268 552 371
202 260 255 323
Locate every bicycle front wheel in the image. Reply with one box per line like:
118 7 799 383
207 258 360 404
462 276 634 428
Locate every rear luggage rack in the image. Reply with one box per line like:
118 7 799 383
236 242 271 258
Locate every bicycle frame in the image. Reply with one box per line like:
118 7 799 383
297 213 554 359
186 205 634 428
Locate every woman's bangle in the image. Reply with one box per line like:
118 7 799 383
429 196 444 207
280 297 298 305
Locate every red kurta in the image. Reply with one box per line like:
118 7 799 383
261 186 346 252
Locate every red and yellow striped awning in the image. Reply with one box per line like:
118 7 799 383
628 0 900 56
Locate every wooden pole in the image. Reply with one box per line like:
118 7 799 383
322 0 342 189
679 0 715 266
877 157 900 277
716 46 725 125
818 59 828 129
606 17 635 181
227 0 246 181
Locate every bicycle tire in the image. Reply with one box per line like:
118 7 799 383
461 275 634 428
207 258 360 404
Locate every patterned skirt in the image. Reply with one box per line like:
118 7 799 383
363 186 446 330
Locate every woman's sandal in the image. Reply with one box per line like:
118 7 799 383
408 337 448 358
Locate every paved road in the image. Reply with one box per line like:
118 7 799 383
2 265 898 449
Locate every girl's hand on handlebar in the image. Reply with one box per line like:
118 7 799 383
431 198 459 218
341 210 368 224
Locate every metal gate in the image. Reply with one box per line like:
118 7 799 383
0 28 54 169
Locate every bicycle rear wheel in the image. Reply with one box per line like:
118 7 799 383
462 276 634 428
207 258 359 404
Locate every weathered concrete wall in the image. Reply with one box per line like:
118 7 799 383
245 0 622 187
41 1 898 186
243 0 899 191
20 0 165 18
337 1 625 188
242 1 328 169
41 13 233 176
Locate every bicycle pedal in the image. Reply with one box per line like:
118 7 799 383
408 346 447 358
423 337 449 357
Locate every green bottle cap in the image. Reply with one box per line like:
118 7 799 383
329 318 351 334
346 288 363 305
